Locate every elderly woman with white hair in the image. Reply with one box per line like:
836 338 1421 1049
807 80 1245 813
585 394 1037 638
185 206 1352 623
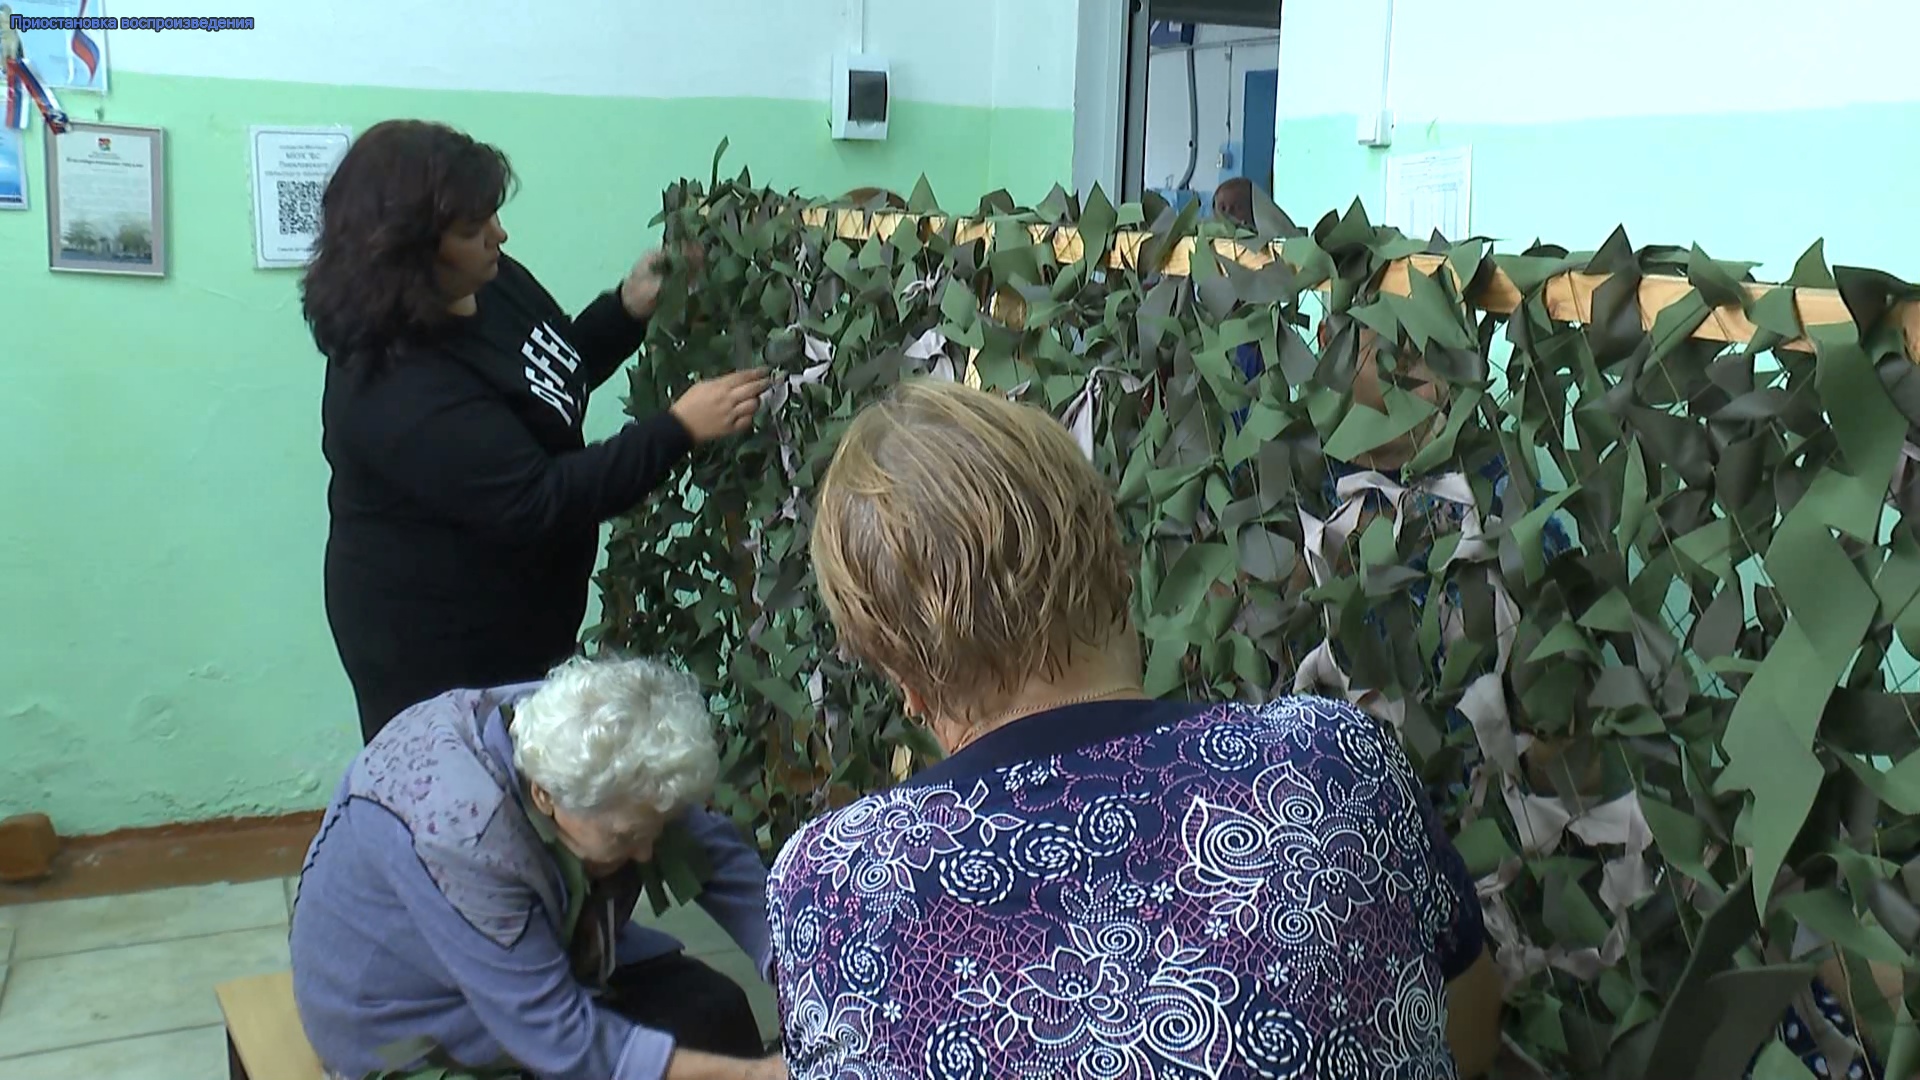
289 655 788 1080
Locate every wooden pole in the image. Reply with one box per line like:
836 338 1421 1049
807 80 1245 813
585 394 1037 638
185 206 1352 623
800 207 1920 360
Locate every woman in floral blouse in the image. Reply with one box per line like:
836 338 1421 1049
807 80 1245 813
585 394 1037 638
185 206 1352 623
765 378 1505 1079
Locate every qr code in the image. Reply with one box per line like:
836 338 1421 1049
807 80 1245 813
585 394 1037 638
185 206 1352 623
275 179 324 236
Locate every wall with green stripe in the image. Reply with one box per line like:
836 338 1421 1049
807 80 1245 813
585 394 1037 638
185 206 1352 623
0 69 1070 836
1264 0 1920 720
1270 0 1920 280
1273 106 1920 281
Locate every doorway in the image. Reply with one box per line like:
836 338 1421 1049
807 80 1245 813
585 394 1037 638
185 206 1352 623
1117 0 1282 211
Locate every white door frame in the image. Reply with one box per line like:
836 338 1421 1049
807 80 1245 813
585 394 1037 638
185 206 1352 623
1071 0 1133 202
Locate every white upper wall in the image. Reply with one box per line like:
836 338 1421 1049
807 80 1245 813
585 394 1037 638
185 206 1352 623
988 0 1079 110
1071 0 1126 196
1281 0 1920 123
104 0 1075 111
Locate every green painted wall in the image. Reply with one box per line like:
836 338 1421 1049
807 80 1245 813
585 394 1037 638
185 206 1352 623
0 71 1070 836
1269 102 1920 702
1274 105 1920 280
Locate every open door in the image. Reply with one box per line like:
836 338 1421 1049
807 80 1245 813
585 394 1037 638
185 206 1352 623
1114 0 1282 209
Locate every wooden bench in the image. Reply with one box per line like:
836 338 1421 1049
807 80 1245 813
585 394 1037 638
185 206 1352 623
214 971 328 1080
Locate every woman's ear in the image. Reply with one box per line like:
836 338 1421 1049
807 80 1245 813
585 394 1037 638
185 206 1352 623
527 782 556 818
903 684 968 755
900 683 929 720
875 664 924 719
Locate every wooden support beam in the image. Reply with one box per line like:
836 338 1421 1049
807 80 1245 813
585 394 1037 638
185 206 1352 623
799 207 1920 360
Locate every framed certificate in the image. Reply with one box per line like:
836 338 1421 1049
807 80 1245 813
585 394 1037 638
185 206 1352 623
45 120 166 276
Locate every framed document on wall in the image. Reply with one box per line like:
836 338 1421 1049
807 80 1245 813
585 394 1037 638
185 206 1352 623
45 121 167 277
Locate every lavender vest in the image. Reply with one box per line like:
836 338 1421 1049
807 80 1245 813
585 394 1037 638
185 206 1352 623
318 681 567 950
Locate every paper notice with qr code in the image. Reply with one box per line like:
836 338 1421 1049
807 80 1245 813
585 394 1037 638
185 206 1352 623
250 125 352 269
1382 146 1472 245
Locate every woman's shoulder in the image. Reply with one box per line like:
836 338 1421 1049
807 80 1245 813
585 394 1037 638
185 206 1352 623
769 781 923 872
322 340 498 428
345 701 556 942
350 696 519 841
765 771 1022 900
765 696 1397 868
486 253 564 313
1156 694 1398 754
1222 694 1416 774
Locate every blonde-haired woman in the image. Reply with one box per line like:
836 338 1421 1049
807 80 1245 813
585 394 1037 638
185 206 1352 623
767 379 1504 1079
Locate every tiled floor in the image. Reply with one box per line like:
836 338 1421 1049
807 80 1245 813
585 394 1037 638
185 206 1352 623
0 877 779 1077
0 880 290 1078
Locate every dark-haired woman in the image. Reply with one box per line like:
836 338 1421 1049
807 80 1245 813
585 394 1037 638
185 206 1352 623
302 119 770 742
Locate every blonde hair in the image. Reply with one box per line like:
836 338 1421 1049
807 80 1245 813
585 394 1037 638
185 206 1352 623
809 380 1134 720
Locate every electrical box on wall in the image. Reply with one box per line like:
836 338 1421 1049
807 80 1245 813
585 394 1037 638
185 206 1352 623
831 54 890 141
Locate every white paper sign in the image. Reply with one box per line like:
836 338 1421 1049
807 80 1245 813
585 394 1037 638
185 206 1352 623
250 125 352 269
1384 146 1472 243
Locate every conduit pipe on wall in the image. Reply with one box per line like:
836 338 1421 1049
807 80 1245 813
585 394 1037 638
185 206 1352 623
1177 47 1199 189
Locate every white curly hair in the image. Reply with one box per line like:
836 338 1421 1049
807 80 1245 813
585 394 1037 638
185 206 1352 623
509 654 720 815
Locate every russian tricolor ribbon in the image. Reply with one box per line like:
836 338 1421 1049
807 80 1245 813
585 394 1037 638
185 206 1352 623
1 66 21 129
4 56 69 133
71 0 100 80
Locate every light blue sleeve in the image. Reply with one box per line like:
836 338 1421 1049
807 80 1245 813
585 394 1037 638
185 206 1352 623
361 802 677 1080
683 807 776 980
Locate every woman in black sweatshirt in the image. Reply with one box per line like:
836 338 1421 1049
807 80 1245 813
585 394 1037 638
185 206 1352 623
301 119 769 742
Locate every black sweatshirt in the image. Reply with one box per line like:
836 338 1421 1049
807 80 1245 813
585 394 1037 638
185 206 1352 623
319 253 693 739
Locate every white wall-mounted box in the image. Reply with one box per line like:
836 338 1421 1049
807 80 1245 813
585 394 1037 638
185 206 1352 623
832 53 890 140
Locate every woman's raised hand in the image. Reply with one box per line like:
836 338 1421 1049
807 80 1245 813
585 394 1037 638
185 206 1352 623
669 369 772 443
621 241 705 320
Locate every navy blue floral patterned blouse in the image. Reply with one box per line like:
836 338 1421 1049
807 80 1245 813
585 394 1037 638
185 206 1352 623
765 695 1486 1080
